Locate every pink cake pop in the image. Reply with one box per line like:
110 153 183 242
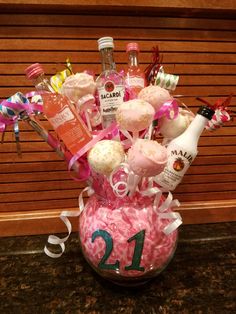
116 99 155 134
62 72 96 105
127 139 167 177
138 85 172 111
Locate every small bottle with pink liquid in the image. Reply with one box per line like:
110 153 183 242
125 42 146 99
96 37 125 128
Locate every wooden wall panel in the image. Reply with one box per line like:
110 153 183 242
0 6 236 235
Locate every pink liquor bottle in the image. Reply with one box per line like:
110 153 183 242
125 43 146 99
96 37 125 128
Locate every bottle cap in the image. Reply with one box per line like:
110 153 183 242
197 106 215 120
97 37 114 50
126 42 139 53
25 63 44 80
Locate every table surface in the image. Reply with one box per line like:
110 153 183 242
0 222 235 314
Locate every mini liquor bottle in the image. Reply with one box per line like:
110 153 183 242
157 106 215 191
125 42 146 99
96 37 125 128
25 63 55 92
42 93 92 155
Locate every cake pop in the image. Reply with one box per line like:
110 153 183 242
88 140 125 176
138 85 172 111
116 99 155 139
127 139 167 177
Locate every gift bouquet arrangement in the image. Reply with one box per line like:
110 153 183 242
0 37 233 286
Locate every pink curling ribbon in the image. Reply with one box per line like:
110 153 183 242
0 114 16 132
154 99 179 120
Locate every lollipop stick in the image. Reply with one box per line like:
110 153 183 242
127 174 141 196
84 110 92 131
132 131 139 142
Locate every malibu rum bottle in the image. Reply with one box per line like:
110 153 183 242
157 106 215 191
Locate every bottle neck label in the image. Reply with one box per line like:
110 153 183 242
48 106 74 129
98 82 124 116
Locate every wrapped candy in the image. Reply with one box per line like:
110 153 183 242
206 109 231 131
197 95 233 131
155 71 179 91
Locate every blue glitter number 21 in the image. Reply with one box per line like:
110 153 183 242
91 229 145 272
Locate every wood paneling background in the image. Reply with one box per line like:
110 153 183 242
0 2 236 236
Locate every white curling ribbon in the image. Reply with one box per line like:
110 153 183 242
138 179 182 234
109 162 129 197
159 192 182 235
137 178 163 210
160 212 182 235
44 186 94 258
127 173 141 196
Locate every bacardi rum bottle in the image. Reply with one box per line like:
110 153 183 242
96 37 125 128
157 106 215 191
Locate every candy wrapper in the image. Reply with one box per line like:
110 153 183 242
196 95 233 131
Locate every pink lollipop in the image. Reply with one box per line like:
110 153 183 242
138 85 172 111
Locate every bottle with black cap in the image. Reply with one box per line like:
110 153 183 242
156 106 215 191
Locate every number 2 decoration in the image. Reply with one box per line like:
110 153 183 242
91 229 146 271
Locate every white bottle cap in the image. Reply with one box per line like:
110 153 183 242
97 37 114 50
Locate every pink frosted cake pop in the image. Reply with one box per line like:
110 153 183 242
79 193 178 281
62 72 96 105
127 139 167 177
138 85 172 111
116 99 155 132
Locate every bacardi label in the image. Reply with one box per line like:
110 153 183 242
98 81 124 116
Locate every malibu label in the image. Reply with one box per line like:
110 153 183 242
157 143 197 191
